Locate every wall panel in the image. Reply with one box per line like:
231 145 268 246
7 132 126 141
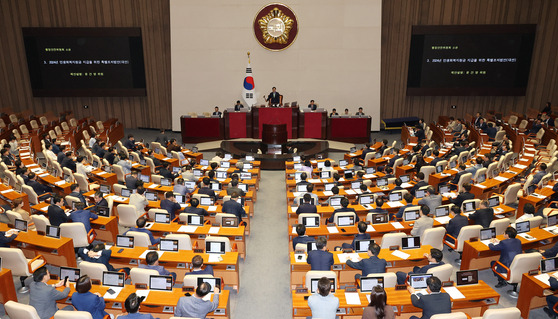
0 0 171 129
381 0 558 123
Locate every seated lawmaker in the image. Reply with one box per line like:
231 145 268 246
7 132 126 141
185 255 214 276
71 275 109 319
222 192 246 223
451 183 474 209
183 198 208 216
407 276 451 319
545 275 558 318
48 195 69 227
445 206 468 244
129 186 149 214
0 228 19 247
327 197 358 224
265 86 281 106
330 108 339 117
198 177 216 200
308 277 339 319
292 224 315 250
308 100 317 111
396 248 444 285
175 282 220 319
296 194 317 215
78 243 126 273
418 186 442 214
69 202 98 233
29 266 71 319
125 217 160 245
234 100 244 111
160 191 182 220
490 226 522 288
307 236 334 270
469 200 494 228
120 293 158 319
140 251 177 282
212 106 222 117
409 172 428 196
355 107 365 116
27 172 52 198
396 193 416 220
345 242 386 279
342 221 370 250
410 205 433 238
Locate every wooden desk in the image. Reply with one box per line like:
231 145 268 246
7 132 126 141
0 224 76 267
90 169 118 190
0 268 18 303
0 184 30 212
109 247 240 292
516 272 557 319
290 247 431 288
460 227 558 270
53 280 230 318
292 281 499 319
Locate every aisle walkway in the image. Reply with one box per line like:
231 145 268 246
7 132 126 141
233 170 292 319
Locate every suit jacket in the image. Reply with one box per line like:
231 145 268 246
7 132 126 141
388 155 401 167
222 200 245 222
226 186 245 197
410 292 451 319
60 156 76 172
48 205 68 226
125 175 138 189
160 199 181 220
267 91 281 104
234 104 243 111
184 265 214 276
489 238 522 267
451 170 467 185
361 148 374 159
411 216 434 238
29 179 51 195
532 171 546 185
346 255 387 276
415 129 426 141
446 215 468 239
93 198 109 213
429 157 442 167
0 231 17 247
69 209 98 232
418 195 442 214
308 104 317 110
543 241 558 258
413 261 445 274
469 208 494 228
307 249 334 270
71 291 108 319
451 192 475 209
29 281 71 319
212 111 222 117
123 139 136 150
410 181 428 196
296 203 317 215
350 233 371 250
183 206 208 216
198 187 216 199
69 191 87 204
78 248 115 271
293 235 315 250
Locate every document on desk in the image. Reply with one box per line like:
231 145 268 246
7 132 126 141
327 226 339 234
103 286 124 299
475 184 487 189
139 250 164 259
534 273 552 286
148 184 159 189
401 182 413 188
524 153 535 157
207 206 218 212
208 227 220 234
518 233 536 241
40 206 48 212
363 174 377 179
308 179 321 184
179 225 199 233
442 286 465 299
345 189 356 195
513 164 528 169
387 201 404 208
97 171 108 176
344 292 361 305
0 189 13 194
292 192 303 197
391 250 410 260
207 254 222 263
544 226 558 235
434 216 451 224
391 222 404 229
135 289 150 300
366 225 375 232
442 192 458 199
292 226 297 234
294 253 307 263
337 253 360 263
480 239 492 247
494 207 504 214
54 180 66 186
323 191 333 196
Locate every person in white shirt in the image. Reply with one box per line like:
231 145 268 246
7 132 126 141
211 151 224 163
129 186 149 213
322 160 334 172
308 277 339 319
76 156 93 176
45 142 57 162
515 203 535 224
89 135 97 149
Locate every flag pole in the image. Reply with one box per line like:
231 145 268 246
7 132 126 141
247 51 250 64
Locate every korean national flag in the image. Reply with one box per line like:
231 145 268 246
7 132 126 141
242 63 257 107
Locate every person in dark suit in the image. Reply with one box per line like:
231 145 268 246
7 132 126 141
48 195 68 227
69 202 98 233
0 228 19 247
222 192 246 223
429 150 442 167
157 162 178 180
449 164 468 190
327 197 359 224
68 183 87 205
544 274 558 317
29 266 71 319
469 200 494 228
370 197 389 215
60 151 76 172
390 178 404 193
160 191 182 220
185 255 214 276
532 163 548 185
296 194 318 215
307 236 334 270
198 177 216 200
296 172 310 186
212 106 222 117
484 123 498 141
355 107 365 116
125 170 139 189
341 221 371 250
125 216 160 245
388 149 401 167
539 239 558 258
529 119 543 135
91 191 108 214
396 249 444 285
266 87 281 106
396 193 416 220
27 172 52 197
414 125 426 142
407 276 451 319
71 275 109 319
123 134 137 151
473 112 482 127
376 139 389 155
307 100 317 111
477 118 488 131
409 173 428 197
361 143 374 160
226 179 245 197
233 101 244 111
445 206 468 244
346 242 386 279
56 150 67 164
78 243 127 273
292 224 315 250
103 147 117 165
329 108 339 116
490 226 522 287
183 198 208 216
451 183 475 209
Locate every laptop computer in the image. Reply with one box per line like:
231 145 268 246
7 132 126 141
220 161 230 168
548 214 558 227
372 213 388 224
200 197 214 206
476 173 486 183
360 276 384 292
355 239 375 252
246 155 254 161
307 242 318 252
541 257 558 274
438 184 450 194
415 189 426 199
159 239 179 252
404 209 420 222
161 178 171 186
96 206 110 217
480 227 496 240
329 197 342 207
463 201 476 213
172 166 181 174
187 215 204 226
210 182 221 191
60 267 80 283
293 163 302 171
116 235 134 248
350 147 357 153
401 236 420 250
436 165 444 174
14 219 27 232
339 160 349 167
400 175 410 183
352 181 362 190
488 196 500 208
155 212 171 224
238 183 248 192
344 170 354 179
409 274 433 289
366 167 376 174
240 172 251 180
359 194 373 206
99 184 110 195
376 178 387 187
206 241 226 254
321 171 331 179
456 270 479 286
389 192 402 202
324 183 335 191
296 184 308 192
102 271 125 287
434 206 449 217
216 171 227 180
317 161 325 169
310 278 335 293
185 181 196 189
138 174 150 183
193 169 203 177
150 275 173 291
244 163 253 170
175 194 185 204
197 277 222 292
121 188 132 198
516 220 530 233
302 216 319 227
526 184 537 196
337 215 355 226
200 159 209 166
46 225 61 238
145 192 158 201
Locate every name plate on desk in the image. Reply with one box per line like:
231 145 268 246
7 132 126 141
295 288 308 294
182 286 195 292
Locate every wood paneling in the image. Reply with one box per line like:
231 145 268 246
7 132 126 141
381 0 558 123
0 0 170 129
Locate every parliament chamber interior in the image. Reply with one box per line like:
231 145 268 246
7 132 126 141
1 1 558 319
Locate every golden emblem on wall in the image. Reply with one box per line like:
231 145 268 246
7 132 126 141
253 3 298 51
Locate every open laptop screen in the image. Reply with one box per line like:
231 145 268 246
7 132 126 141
159 239 179 252
15 219 27 232
206 241 226 254
102 271 125 287
116 235 134 248
46 225 61 238
360 276 384 292
516 220 530 233
456 270 479 286
372 213 388 224
337 215 355 227
401 236 420 250
355 239 375 252
60 267 80 283
155 213 171 224
197 277 222 293
310 278 335 293
409 274 433 289
359 195 373 205
302 216 319 227
329 197 342 207
541 257 558 274
145 192 158 201
480 227 496 240
488 196 500 208
404 209 420 222
149 275 173 291
435 206 449 217
187 215 204 226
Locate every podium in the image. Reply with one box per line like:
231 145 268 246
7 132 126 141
299 109 327 139
262 124 288 145
224 110 252 139
252 106 299 139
